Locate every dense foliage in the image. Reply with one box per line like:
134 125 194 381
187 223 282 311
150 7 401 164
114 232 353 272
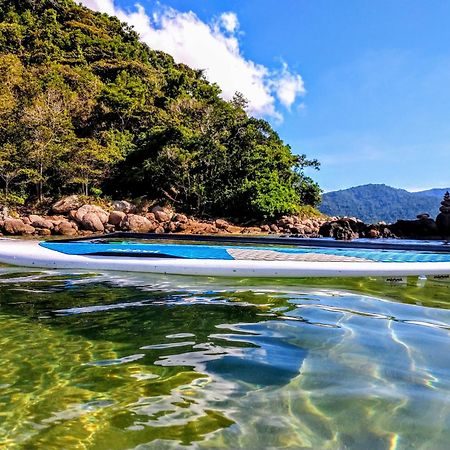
0 0 320 218
320 184 445 223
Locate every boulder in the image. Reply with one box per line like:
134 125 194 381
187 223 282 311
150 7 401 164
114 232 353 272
436 192 450 236
55 221 78 236
29 215 54 230
51 195 83 214
319 218 363 241
37 228 52 236
121 214 155 233
277 216 294 228
215 219 229 230
389 218 438 238
81 212 105 232
108 211 126 227
154 210 171 223
166 221 179 233
4 218 35 235
112 200 135 214
74 205 109 232
172 213 188 224
367 228 380 238
151 206 173 220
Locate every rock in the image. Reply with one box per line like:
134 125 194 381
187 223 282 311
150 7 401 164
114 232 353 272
37 228 52 236
167 222 179 233
154 226 165 234
436 192 450 236
367 228 380 238
241 227 261 234
121 214 155 233
289 225 305 234
277 216 294 227
75 205 109 225
154 210 171 223
319 218 363 241
112 200 135 214
108 211 126 227
3 218 35 235
224 225 242 234
389 218 438 238
269 224 279 233
145 212 156 222
81 212 105 232
68 210 78 221
260 224 270 232
29 215 54 230
51 195 82 214
215 219 229 230
55 221 78 236
172 213 188 224
152 205 173 220
21 217 31 225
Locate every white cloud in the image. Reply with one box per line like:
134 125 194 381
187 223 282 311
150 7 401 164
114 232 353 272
273 63 306 110
78 1 305 119
218 12 239 34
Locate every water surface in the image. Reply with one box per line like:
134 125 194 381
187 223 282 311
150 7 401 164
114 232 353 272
1 267 450 449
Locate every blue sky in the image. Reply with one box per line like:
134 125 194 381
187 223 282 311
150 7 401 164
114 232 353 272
81 0 450 192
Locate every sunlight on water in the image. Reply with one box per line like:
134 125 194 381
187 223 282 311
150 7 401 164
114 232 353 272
1 267 450 449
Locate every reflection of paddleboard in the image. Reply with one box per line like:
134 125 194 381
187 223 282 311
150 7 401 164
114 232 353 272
1 237 450 278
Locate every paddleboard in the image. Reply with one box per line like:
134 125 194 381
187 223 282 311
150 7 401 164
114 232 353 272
1 237 450 278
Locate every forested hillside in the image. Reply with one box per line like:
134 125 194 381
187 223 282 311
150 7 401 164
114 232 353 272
0 0 320 219
320 184 441 223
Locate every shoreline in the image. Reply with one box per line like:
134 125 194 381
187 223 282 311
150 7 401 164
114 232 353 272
1 195 447 241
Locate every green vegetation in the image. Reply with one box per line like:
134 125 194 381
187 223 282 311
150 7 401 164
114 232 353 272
0 0 320 219
320 184 443 223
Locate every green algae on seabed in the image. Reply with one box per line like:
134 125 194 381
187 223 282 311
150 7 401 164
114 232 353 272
1 269 450 449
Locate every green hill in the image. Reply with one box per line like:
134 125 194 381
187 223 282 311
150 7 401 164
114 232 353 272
0 0 320 219
320 184 442 223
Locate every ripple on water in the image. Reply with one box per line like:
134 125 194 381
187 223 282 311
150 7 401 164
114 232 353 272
1 268 450 449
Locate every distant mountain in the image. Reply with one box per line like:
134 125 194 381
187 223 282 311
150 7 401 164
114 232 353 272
415 188 450 198
320 184 446 223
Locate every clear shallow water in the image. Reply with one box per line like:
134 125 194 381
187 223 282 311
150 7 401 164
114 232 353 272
1 268 450 449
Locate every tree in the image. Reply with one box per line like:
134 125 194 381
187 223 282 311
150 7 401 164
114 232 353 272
0 144 25 195
21 88 75 201
62 133 128 195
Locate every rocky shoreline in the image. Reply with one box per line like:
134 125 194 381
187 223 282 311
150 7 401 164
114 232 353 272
0 196 328 238
1 193 449 241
